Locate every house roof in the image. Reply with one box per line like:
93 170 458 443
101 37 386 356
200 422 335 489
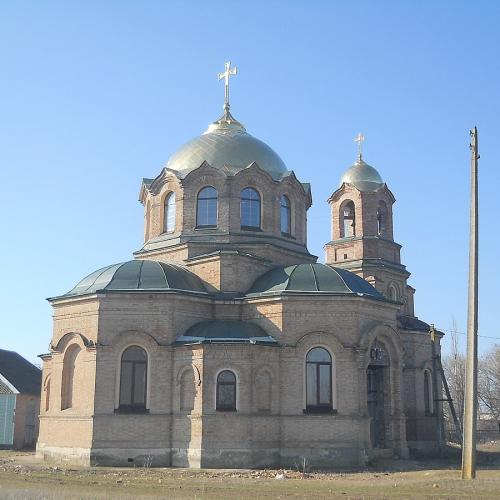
0 349 42 395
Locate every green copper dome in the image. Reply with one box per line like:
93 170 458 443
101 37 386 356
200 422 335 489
248 263 383 299
58 260 208 298
165 110 288 180
340 158 384 192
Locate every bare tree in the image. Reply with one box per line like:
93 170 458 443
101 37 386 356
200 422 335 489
442 318 499 441
478 345 500 420
441 319 466 438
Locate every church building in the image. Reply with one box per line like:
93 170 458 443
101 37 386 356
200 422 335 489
37 63 443 468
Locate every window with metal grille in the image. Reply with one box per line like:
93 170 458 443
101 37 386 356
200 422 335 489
306 347 332 413
216 370 236 411
196 186 218 228
241 187 261 229
280 195 291 235
163 192 176 233
119 346 148 412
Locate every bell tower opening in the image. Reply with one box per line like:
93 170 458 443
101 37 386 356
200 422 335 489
377 201 387 236
340 200 356 238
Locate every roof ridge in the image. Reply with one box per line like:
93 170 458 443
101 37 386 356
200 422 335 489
137 260 145 289
157 261 170 288
310 263 320 291
326 265 352 293
82 263 121 294
101 262 126 291
284 264 297 291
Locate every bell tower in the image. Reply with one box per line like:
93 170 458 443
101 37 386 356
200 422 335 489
324 135 415 316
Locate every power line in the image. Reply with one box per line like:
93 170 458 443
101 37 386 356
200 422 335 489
434 327 500 341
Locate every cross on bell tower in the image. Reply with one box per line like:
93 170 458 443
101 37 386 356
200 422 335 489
354 133 365 161
324 138 415 316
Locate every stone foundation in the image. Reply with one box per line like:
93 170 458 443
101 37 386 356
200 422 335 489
36 444 91 466
37 443 379 469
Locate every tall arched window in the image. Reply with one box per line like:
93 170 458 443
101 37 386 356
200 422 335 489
280 195 291 235
340 201 355 237
61 345 81 410
306 347 332 413
424 369 433 415
119 346 148 411
241 187 261 229
216 370 236 411
377 201 388 236
196 186 218 228
163 192 176 233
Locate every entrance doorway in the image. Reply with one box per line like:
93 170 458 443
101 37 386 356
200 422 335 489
367 367 386 448
367 340 390 448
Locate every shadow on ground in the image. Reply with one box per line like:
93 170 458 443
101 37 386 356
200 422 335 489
1 443 500 499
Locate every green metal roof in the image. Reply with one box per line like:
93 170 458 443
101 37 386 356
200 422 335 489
56 260 208 299
174 319 277 345
247 263 384 299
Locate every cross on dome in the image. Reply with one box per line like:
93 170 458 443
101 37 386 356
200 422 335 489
218 61 238 111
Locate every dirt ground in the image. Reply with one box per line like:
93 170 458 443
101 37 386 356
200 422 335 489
1 444 499 499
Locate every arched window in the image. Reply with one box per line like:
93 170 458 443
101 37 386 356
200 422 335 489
61 345 81 410
196 186 218 228
280 195 291 235
306 347 332 413
216 370 236 411
424 369 433 415
340 200 355 237
377 201 388 236
119 346 148 411
241 187 261 229
163 192 176 233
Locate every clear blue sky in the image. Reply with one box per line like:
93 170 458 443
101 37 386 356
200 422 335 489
1 1 498 365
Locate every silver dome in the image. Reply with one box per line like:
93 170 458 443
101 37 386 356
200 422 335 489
340 158 384 192
165 110 288 180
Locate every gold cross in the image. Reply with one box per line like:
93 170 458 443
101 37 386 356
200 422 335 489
218 61 237 110
354 133 365 160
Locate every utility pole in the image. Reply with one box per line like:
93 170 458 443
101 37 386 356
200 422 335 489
462 127 479 480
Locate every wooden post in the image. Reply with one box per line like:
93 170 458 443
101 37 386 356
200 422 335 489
461 127 479 480
430 325 444 455
438 356 463 442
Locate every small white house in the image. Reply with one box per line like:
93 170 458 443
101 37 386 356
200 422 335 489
0 349 41 449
